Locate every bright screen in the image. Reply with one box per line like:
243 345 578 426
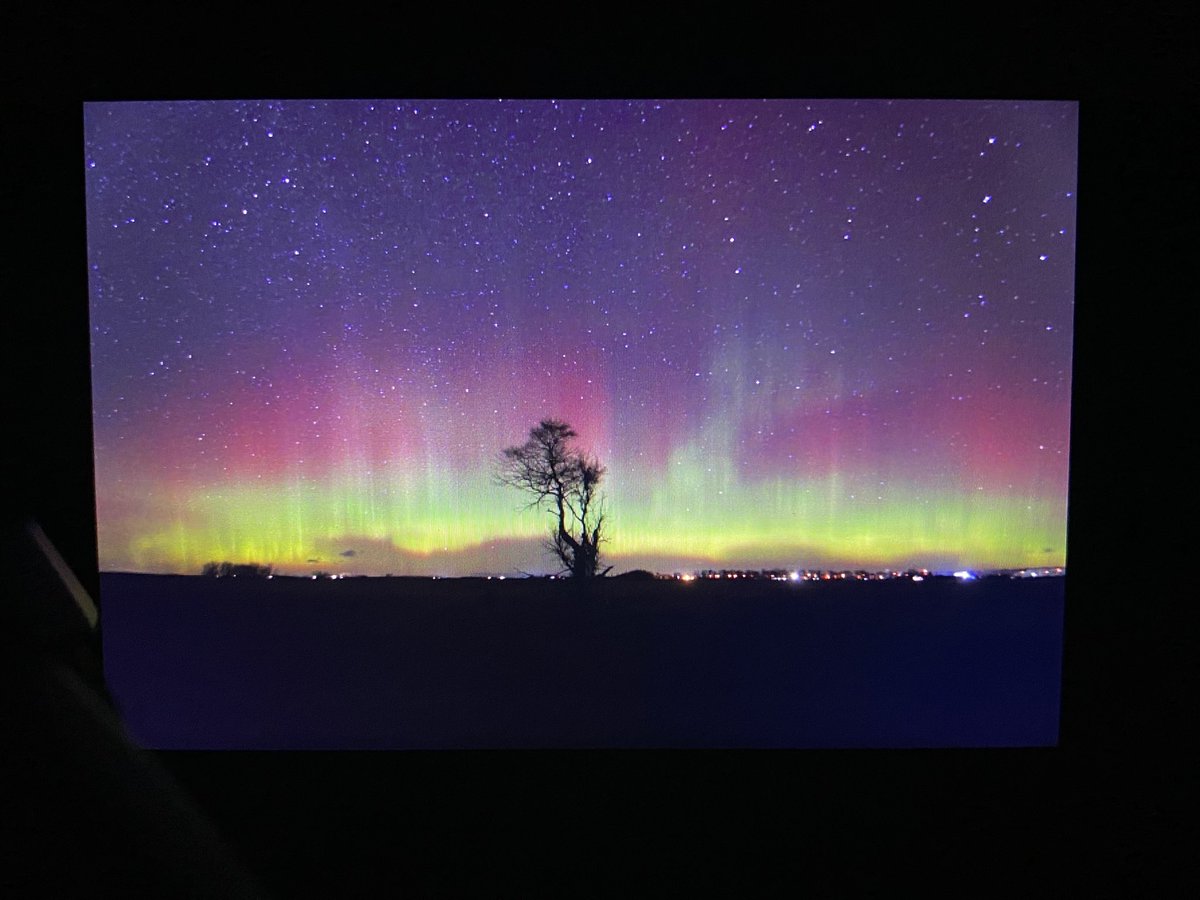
85 99 1076 749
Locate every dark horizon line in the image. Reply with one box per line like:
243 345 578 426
100 565 1066 579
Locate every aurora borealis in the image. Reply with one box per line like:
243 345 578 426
84 99 1076 577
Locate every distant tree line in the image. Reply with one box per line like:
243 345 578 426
200 561 273 578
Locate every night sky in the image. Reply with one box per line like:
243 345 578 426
84 99 1076 577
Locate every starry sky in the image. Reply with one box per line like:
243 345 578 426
84 99 1076 577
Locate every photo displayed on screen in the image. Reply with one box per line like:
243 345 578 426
85 99 1076 749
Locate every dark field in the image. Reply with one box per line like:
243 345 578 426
99 573 1064 749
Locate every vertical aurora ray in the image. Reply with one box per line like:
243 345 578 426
86 99 1075 576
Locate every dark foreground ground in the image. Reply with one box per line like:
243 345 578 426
100 573 1064 749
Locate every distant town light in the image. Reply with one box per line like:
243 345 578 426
953 571 975 581
912 575 924 582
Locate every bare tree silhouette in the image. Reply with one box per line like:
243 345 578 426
497 418 612 579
